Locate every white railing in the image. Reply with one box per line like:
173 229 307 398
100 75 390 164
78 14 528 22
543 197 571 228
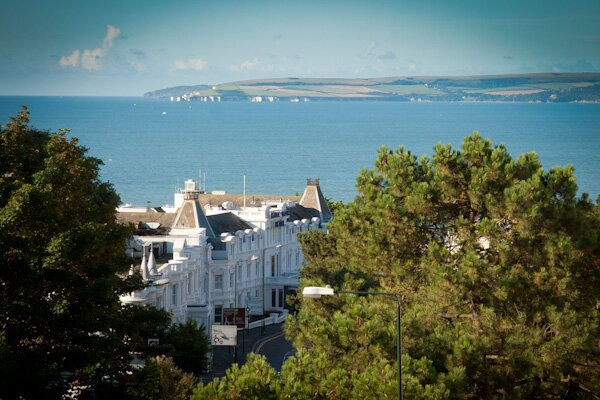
247 309 289 329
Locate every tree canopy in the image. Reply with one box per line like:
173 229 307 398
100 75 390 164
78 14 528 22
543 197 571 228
194 133 599 398
163 320 210 375
285 133 600 398
0 108 169 398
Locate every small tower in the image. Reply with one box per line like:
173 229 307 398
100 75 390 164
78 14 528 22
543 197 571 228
183 179 200 200
300 178 332 224
148 246 159 276
140 246 150 281
171 179 216 238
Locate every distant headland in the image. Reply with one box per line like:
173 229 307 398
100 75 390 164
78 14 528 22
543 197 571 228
144 73 600 103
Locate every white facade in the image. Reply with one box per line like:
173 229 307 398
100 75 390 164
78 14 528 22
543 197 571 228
119 179 328 332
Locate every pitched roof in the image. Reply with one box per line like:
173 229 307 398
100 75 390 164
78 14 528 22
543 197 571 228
299 178 332 223
171 199 216 238
207 212 253 236
287 203 320 221
116 212 176 228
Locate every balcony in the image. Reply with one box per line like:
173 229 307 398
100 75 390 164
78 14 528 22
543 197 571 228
264 272 299 287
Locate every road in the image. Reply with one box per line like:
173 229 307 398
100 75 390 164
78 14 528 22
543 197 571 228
203 322 293 382
251 328 293 371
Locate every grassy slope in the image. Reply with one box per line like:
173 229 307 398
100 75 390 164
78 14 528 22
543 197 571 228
145 73 600 100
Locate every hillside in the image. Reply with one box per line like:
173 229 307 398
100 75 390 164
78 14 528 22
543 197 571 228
144 73 600 102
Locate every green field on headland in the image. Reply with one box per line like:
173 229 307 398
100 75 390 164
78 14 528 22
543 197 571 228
145 73 600 102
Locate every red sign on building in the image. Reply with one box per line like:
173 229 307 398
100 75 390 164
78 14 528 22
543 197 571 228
223 308 246 328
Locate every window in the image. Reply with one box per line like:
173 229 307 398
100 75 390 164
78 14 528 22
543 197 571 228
271 255 276 277
215 274 223 290
279 289 284 309
172 284 178 307
214 305 222 324
229 272 234 288
271 288 276 307
255 262 259 277
187 274 192 294
256 289 260 297
246 261 251 278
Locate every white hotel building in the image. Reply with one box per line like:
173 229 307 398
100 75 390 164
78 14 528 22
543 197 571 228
118 179 331 332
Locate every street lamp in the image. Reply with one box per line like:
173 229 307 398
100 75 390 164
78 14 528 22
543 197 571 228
302 285 402 400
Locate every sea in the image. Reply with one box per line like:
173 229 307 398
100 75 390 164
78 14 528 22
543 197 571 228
1 96 599 206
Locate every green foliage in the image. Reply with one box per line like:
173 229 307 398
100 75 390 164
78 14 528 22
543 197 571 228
292 133 600 398
127 356 198 400
278 348 402 399
192 353 281 400
0 107 171 398
325 196 346 216
163 320 209 374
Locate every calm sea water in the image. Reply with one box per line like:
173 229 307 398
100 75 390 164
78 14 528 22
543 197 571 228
1 96 599 206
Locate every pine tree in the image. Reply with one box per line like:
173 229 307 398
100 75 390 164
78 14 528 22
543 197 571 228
192 354 281 399
290 133 600 398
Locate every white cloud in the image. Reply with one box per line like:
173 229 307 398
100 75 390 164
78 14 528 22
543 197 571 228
408 62 417 73
104 25 120 45
59 25 121 70
81 47 105 70
59 50 80 67
173 58 207 71
228 58 272 73
229 58 259 72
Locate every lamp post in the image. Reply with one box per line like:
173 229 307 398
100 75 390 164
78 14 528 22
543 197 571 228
303 285 402 400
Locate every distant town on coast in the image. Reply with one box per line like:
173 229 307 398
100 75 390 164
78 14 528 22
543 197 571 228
145 72 600 103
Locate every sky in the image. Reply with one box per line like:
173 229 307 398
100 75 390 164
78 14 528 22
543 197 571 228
1 0 599 96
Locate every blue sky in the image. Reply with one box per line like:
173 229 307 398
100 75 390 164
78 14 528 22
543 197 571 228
1 0 599 96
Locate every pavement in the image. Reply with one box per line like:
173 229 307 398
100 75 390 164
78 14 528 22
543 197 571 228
200 322 294 383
